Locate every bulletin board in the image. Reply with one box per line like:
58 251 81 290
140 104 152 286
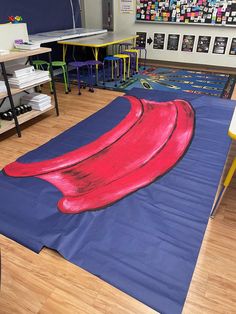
136 0 236 26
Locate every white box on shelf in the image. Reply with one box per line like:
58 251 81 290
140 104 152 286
6 64 35 78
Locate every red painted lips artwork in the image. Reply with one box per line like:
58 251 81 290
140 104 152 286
4 96 195 214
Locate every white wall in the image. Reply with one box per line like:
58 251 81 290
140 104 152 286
83 0 236 67
114 2 236 67
84 0 103 29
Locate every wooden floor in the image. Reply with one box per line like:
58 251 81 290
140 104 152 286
0 83 236 314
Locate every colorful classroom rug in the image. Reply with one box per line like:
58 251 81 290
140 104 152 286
0 89 235 314
98 66 236 99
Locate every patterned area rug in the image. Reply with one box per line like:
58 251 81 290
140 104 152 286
100 66 236 99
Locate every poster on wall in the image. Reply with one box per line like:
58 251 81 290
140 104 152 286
136 0 236 26
153 33 165 49
181 35 195 52
197 36 211 53
136 32 147 48
213 37 228 54
167 34 180 51
229 38 236 55
120 0 134 14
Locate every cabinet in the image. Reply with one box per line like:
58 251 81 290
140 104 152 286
0 47 59 137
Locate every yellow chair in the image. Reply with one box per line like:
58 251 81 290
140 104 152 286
113 54 130 82
125 49 139 73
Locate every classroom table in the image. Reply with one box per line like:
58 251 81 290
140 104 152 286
58 32 138 63
29 28 107 45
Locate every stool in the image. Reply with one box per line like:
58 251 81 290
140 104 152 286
51 61 70 94
32 60 70 94
134 47 147 70
32 60 49 92
113 54 130 82
120 51 136 77
103 56 122 87
32 60 49 70
125 49 139 73
86 60 105 92
118 42 132 53
69 61 88 95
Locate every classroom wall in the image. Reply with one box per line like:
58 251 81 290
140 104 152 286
114 2 236 67
84 0 103 29
84 0 236 68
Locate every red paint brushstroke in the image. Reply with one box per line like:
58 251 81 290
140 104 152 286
4 96 195 214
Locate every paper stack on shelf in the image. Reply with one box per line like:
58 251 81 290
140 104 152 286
21 93 51 111
8 70 50 89
14 42 40 50
0 81 6 93
6 64 35 77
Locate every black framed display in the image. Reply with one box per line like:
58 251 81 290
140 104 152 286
136 0 236 26
181 35 195 52
153 33 165 49
167 34 180 51
212 37 228 54
229 38 236 55
197 36 211 53
136 32 147 48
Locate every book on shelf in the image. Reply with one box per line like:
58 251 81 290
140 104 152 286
6 64 35 78
21 93 51 111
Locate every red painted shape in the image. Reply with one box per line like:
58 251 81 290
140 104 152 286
4 97 195 214
4 96 143 176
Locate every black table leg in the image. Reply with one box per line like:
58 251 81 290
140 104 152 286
48 52 59 116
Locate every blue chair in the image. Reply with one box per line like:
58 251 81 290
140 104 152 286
103 56 122 87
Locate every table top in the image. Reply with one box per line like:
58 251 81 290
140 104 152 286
229 105 236 140
0 47 51 63
58 32 138 48
29 28 107 44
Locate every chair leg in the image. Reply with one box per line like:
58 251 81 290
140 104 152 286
114 61 118 87
102 64 105 86
123 59 126 82
111 60 114 81
62 66 68 94
76 68 81 95
119 60 123 83
127 57 130 79
136 53 139 73
65 64 71 92
144 49 147 70
89 66 94 92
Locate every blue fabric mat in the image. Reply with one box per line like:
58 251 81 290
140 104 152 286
0 89 235 314
93 66 235 99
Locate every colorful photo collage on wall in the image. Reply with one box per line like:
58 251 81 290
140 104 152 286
153 33 236 55
136 0 236 25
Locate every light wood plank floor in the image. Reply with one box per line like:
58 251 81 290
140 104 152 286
0 83 236 314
